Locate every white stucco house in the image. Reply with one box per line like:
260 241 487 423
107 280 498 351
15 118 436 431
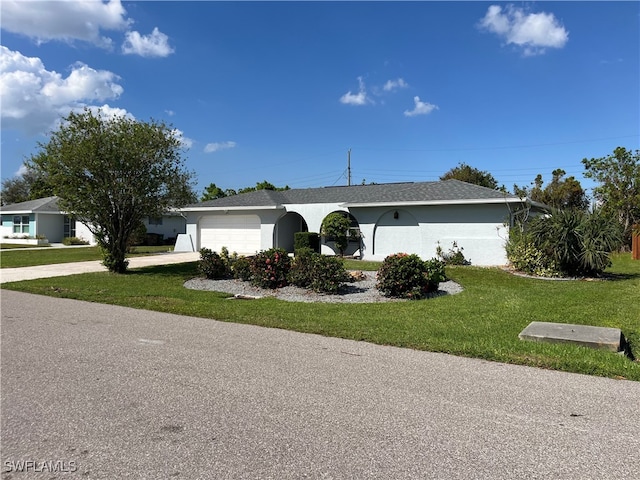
0 196 186 245
179 179 547 266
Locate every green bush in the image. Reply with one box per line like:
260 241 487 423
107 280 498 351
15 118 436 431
250 248 291 289
505 238 561 277
376 253 445 299
232 255 253 281
198 248 230 279
527 209 622 276
294 232 320 253
436 241 470 265
289 250 352 294
62 237 89 246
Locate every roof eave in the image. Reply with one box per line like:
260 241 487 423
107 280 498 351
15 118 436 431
341 198 524 208
181 205 285 212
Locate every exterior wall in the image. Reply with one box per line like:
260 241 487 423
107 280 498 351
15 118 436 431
35 213 64 242
144 215 186 243
75 222 97 244
1 216 13 239
350 203 511 266
184 203 512 265
1 214 35 239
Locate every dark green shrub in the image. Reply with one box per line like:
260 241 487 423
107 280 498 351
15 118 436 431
232 255 253 281
198 248 230 279
423 258 447 292
321 212 352 256
250 248 291 289
289 250 352 294
528 209 622 276
62 236 89 246
376 253 445 299
294 232 320 253
288 248 316 288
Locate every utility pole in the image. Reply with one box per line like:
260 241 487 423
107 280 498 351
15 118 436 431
347 148 351 186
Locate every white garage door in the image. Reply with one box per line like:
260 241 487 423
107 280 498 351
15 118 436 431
199 215 261 254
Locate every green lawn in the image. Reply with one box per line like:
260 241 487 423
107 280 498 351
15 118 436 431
2 252 639 381
0 245 173 268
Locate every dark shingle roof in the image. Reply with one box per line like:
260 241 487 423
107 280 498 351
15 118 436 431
187 180 519 209
0 196 61 213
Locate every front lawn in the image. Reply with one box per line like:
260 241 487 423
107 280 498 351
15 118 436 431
2 253 638 381
0 245 173 268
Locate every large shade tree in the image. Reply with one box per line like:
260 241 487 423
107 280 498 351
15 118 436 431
440 162 500 190
28 109 196 273
583 147 640 247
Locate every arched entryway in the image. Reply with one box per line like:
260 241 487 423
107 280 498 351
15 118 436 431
373 209 420 257
320 211 362 256
274 212 308 253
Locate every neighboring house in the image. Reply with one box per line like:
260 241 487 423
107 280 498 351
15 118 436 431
180 179 548 266
0 196 186 245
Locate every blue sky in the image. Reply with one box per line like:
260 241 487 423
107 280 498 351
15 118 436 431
1 1 638 198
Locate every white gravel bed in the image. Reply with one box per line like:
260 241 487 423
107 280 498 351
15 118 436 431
184 271 464 303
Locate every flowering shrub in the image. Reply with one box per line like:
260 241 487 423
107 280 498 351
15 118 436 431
376 253 445 299
289 249 352 294
436 241 470 265
250 248 291 289
198 248 230 279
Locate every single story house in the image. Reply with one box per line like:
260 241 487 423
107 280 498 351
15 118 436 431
0 196 186 245
179 179 547 266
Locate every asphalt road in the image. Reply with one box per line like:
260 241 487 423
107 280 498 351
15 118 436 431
1 290 639 479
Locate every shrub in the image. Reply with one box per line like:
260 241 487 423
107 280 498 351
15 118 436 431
198 248 230 279
321 212 352 256
528 209 622 276
294 232 320 253
288 248 316 288
250 248 291 289
376 253 445 299
436 241 470 265
505 239 561 277
232 255 253 281
62 236 89 246
289 250 352 294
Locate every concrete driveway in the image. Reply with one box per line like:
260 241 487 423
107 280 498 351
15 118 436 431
1 290 639 479
0 251 200 283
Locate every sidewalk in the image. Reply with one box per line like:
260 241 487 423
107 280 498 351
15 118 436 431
0 252 200 284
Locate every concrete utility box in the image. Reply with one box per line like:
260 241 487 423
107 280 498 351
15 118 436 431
519 322 623 353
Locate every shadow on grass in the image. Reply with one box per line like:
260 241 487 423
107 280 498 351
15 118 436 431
128 262 199 279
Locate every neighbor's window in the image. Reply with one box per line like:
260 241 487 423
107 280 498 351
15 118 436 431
13 215 30 234
148 216 163 226
64 216 76 238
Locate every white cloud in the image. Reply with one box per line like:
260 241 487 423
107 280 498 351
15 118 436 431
479 4 569 56
204 141 236 153
0 46 126 134
383 78 408 92
122 27 174 58
404 96 438 117
0 0 130 48
340 77 372 106
172 129 193 150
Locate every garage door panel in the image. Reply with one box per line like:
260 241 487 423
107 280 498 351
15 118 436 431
199 215 261 254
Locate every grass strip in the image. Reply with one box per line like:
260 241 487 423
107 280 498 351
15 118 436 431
2 253 638 381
